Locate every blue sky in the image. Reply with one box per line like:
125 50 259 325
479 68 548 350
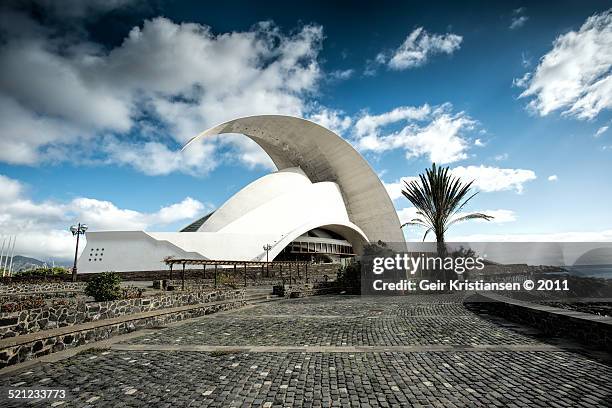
0 0 611 260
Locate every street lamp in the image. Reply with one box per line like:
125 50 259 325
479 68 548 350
70 223 88 282
263 244 272 276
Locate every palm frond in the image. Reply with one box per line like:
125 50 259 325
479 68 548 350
447 212 494 228
400 163 494 242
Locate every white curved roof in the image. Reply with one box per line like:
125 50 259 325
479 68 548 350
185 115 405 245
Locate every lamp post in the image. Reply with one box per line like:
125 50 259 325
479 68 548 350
70 223 88 282
263 244 272 276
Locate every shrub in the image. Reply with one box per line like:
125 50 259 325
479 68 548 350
13 267 70 278
84 272 122 302
337 261 361 295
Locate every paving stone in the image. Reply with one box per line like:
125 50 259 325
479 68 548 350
1 294 611 407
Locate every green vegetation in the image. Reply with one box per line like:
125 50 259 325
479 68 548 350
13 267 70 278
84 272 122 302
337 261 361 294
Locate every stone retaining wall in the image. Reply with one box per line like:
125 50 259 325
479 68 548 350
0 282 85 294
0 290 244 339
78 263 341 282
273 282 340 298
464 293 612 351
1 264 342 284
0 299 244 368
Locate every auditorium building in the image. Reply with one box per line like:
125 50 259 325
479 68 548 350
78 115 404 273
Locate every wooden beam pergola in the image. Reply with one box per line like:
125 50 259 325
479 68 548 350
164 258 310 267
163 258 311 288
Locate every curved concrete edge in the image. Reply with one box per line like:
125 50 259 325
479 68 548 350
184 114 406 248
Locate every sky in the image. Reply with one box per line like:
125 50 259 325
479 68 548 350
0 0 612 261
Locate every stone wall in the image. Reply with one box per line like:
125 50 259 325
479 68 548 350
0 289 244 339
0 299 244 368
78 263 341 282
464 293 612 351
0 282 85 294
273 282 340 298
1 263 342 284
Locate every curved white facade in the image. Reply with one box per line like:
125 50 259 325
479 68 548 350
79 115 404 273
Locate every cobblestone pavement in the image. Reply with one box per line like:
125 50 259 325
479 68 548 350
1 294 611 407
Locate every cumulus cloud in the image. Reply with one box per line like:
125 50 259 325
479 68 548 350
397 207 420 226
451 165 537 193
0 174 210 259
102 137 220 176
0 10 325 174
516 9 612 120
376 27 462 70
548 174 558 181
353 104 477 163
382 177 419 201
308 108 353 135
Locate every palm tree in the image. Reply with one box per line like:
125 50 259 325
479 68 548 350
401 163 493 258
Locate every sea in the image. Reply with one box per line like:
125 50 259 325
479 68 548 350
563 265 612 280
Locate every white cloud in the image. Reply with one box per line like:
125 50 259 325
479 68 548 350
330 69 354 80
382 177 419 201
397 207 420 226
70 196 205 231
510 15 528 30
353 104 477 163
309 108 353 135
102 137 220 176
451 165 537 193
379 27 463 70
0 174 23 202
548 174 558 181
0 174 209 259
354 105 431 137
494 153 509 161
516 9 612 120
474 138 485 147
0 12 325 174
595 125 609 137
521 52 532 68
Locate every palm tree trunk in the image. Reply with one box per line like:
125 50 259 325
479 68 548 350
435 232 447 285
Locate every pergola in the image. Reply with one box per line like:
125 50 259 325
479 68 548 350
163 258 311 290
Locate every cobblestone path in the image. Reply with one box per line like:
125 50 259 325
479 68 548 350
1 294 611 407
